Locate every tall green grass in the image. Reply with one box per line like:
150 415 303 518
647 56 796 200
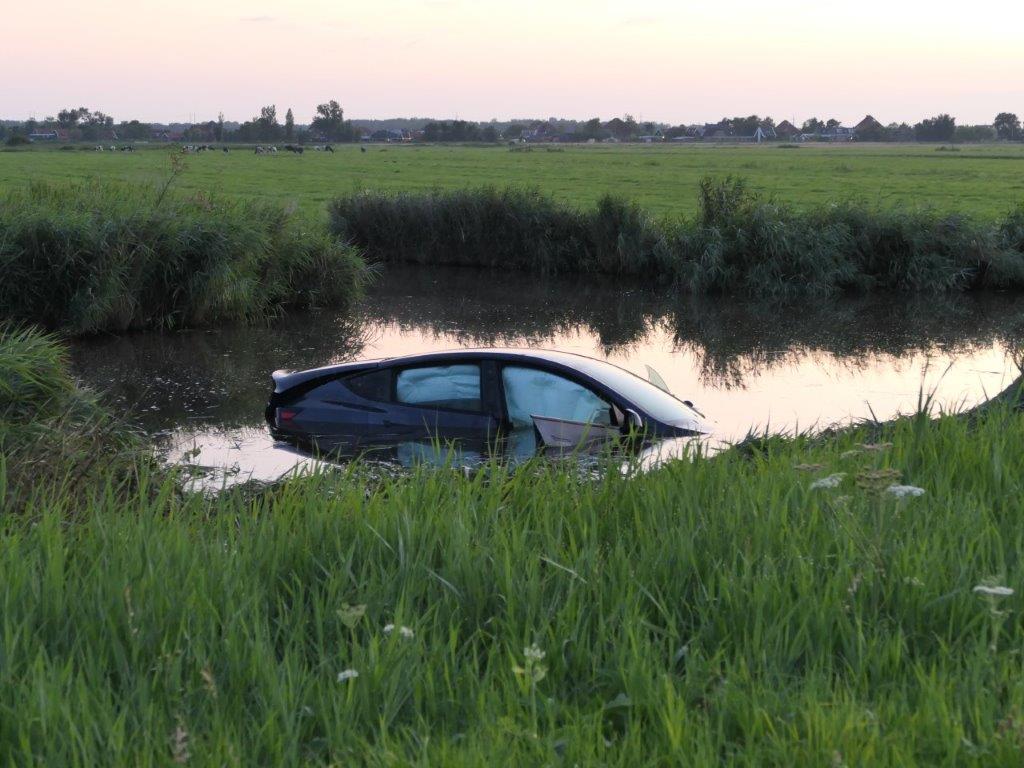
0 325 145 508
2 406 1024 764
5 325 1024 763
0 182 370 335
328 178 1024 299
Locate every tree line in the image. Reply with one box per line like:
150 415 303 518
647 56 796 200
2 105 1022 145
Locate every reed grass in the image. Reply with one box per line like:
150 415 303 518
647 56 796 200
0 181 370 335
3 327 1024 764
328 178 1024 299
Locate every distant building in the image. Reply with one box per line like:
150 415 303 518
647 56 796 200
27 131 59 141
775 120 799 140
855 115 884 134
820 125 855 141
369 128 410 142
697 121 774 143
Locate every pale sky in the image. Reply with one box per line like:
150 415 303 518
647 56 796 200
3 0 1022 125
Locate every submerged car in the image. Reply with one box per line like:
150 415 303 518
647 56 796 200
266 349 710 459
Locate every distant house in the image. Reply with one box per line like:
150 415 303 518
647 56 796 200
28 131 59 141
853 115 886 140
855 115 883 134
697 121 773 143
775 120 799 140
369 128 409 142
819 125 855 141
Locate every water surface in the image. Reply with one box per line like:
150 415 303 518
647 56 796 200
71 266 1024 484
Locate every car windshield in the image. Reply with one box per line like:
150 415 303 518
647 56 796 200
554 355 697 426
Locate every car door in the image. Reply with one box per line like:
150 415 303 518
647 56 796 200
500 364 622 452
386 362 500 444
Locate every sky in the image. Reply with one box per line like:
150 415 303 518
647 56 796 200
3 0 1022 126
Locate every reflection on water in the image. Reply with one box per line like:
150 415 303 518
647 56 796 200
71 265 1024 485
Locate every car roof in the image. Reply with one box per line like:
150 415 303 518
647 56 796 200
272 348 639 393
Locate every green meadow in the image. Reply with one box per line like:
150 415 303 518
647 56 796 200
3 142 1024 219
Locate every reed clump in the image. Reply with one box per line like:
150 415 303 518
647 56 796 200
328 178 1024 299
0 181 370 335
0 325 145 507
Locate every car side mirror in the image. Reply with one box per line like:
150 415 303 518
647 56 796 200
623 408 644 433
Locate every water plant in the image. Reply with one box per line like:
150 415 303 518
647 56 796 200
0 181 370 335
328 178 1024 299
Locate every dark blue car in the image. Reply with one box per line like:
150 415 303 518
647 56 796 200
266 349 709 458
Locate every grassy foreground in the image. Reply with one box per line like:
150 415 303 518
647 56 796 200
4 328 1024 765
3 143 1024 219
0 181 368 335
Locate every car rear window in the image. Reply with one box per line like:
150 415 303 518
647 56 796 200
344 369 391 402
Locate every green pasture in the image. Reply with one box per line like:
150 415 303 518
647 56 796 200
3 142 1024 219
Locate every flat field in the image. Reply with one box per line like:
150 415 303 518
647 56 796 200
3 142 1024 219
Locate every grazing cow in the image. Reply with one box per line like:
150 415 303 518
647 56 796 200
222 147 229 153
295 146 304 154
325 144 335 153
360 146 366 153
270 146 278 153
95 145 103 151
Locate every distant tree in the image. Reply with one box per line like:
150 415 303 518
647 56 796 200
117 120 151 140
727 115 761 137
423 120 482 142
825 118 841 129
235 105 283 142
503 124 524 140
285 108 295 140
663 124 690 139
994 112 1021 141
22 118 38 136
0 123 7 141
801 117 824 134
578 117 603 141
954 124 997 142
604 117 633 141
886 122 915 142
914 113 956 142
855 121 890 142
216 112 225 142
311 100 347 141
57 108 86 128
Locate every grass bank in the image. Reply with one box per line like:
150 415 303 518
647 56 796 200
0 181 369 335
0 325 145 508
4 329 1024 764
329 179 1024 298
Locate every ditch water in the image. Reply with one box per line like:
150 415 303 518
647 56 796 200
71 265 1024 485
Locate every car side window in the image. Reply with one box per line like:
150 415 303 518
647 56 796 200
344 369 391 402
395 364 482 411
501 366 613 428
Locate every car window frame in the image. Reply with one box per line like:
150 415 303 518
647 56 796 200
391 361 490 416
496 361 625 428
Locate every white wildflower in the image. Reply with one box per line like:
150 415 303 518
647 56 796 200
336 668 359 682
974 585 1014 598
810 473 845 490
524 643 546 661
384 623 415 639
886 484 925 498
